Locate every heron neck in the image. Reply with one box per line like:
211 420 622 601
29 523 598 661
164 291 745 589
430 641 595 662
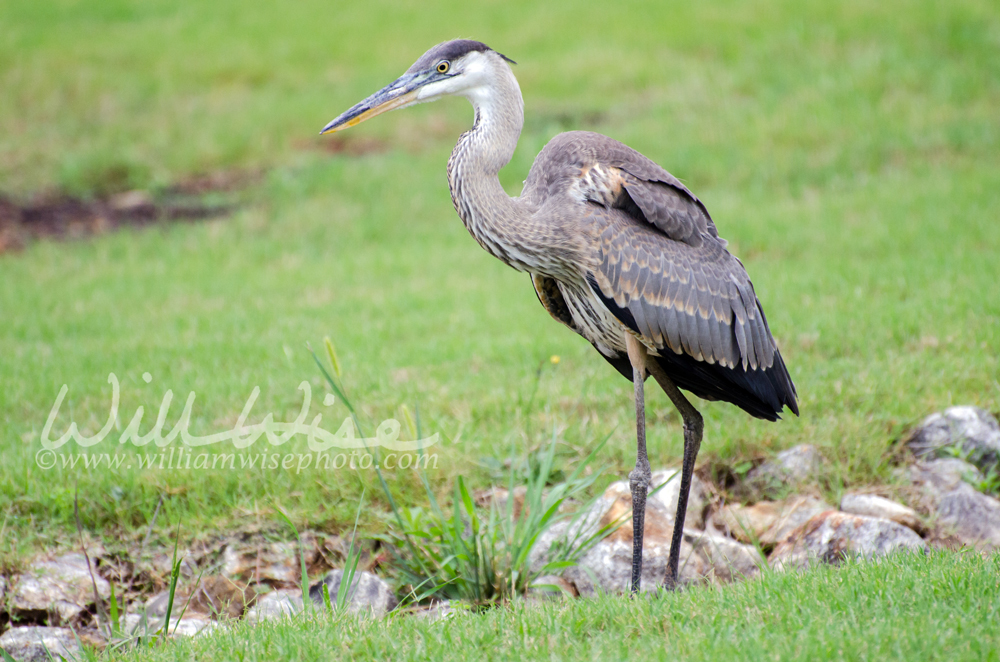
447 69 535 271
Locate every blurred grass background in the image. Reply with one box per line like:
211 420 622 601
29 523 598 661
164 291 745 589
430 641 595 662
1 0 998 556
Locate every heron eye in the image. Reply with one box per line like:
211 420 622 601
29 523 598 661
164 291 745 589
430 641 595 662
437 61 450 74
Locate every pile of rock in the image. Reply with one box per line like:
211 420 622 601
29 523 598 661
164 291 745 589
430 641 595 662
2 406 999 660
0 530 394 660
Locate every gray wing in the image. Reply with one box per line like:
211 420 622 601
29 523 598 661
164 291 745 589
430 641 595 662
526 130 779 372
525 130 721 247
587 210 776 372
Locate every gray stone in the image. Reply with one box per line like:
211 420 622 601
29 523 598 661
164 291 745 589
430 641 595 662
528 486 623 575
691 533 766 582
562 530 706 596
244 589 303 623
143 576 253 621
531 470 707 569
934 483 1000 551
309 570 397 616
905 458 1000 551
769 511 927 571
121 613 218 638
413 600 455 622
11 553 111 625
144 549 198 581
169 616 219 638
840 493 923 533
221 531 336 587
222 540 300 585
908 458 983 499
0 626 81 661
530 471 752 594
715 495 832 545
907 406 1000 473
647 468 709 530
746 444 825 494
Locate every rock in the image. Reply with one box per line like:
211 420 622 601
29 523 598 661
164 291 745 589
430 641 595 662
691 533 766 582
244 589 303 623
169 616 219 638
840 493 923 533
746 445 825 494
769 511 927 571
121 613 218 638
144 549 198 580
10 553 111 625
528 489 618 575
562 529 707 596
530 472 736 594
222 532 337 587
309 570 397 616
222 541 301 586
905 458 1000 551
907 406 1000 473
908 458 983 499
412 600 455 622
0 626 81 661
933 483 1000 551
143 576 253 621
715 496 832 545
647 468 709 529
188 576 255 619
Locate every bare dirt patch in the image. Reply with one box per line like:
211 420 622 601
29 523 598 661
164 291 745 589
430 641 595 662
0 171 260 254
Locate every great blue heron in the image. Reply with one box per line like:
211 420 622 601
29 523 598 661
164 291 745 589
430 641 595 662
321 39 798 593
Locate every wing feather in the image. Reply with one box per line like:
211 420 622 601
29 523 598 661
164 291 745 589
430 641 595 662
523 130 796 418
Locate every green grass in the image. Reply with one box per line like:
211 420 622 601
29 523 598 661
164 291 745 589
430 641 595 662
1 0 999 564
115 552 1000 661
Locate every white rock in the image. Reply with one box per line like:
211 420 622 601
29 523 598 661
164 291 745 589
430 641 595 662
244 589 303 623
907 406 1000 473
647 468 709 529
691 533 766 582
309 570 397 616
908 458 983 498
121 613 217 638
905 458 1000 551
840 493 923 533
11 553 111 625
746 444 825 495
0 626 80 662
222 541 300 585
715 495 832 545
561 531 706 596
530 471 751 593
413 600 455 622
769 511 927 571
934 483 1000 552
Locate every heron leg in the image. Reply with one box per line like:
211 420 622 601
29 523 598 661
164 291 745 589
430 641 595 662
647 360 703 591
625 336 650 595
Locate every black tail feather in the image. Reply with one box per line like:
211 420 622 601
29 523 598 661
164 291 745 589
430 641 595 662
595 343 798 421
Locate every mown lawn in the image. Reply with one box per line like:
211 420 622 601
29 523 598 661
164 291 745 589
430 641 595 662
1 0 998 567
118 552 1000 661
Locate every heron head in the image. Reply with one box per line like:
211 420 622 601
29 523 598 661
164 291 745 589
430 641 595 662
320 39 515 135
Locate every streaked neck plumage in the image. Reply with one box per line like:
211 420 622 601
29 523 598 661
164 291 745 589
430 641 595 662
446 57 540 272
